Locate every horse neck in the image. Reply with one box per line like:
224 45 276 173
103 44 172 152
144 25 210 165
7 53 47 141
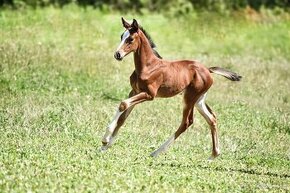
134 30 159 75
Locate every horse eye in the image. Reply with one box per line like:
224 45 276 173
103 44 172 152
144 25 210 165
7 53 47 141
126 37 133 43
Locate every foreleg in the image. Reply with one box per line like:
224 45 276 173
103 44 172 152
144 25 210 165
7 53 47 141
101 91 152 151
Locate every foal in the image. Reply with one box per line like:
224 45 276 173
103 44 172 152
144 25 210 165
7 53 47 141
101 18 241 159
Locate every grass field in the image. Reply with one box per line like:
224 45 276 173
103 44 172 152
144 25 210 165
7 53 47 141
0 5 290 192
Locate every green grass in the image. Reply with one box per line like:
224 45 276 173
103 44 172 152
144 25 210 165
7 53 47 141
1 5 290 192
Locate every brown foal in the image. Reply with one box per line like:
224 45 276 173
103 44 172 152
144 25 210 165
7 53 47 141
101 18 241 159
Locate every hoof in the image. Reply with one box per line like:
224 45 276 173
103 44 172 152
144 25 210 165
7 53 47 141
150 152 157 157
208 153 220 161
208 156 214 162
150 150 161 158
100 145 109 152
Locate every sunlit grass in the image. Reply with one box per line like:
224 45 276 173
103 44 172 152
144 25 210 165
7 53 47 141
0 5 290 192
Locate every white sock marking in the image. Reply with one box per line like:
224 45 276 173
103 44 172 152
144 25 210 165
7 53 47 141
195 93 213 120
151 135 175 157
102 110 123 144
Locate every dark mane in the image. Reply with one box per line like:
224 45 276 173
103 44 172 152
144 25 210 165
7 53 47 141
139 26 162 59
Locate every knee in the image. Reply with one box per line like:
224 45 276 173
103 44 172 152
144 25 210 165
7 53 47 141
118 101 128 112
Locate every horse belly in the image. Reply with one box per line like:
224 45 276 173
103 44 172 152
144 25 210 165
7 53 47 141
156 84 185 98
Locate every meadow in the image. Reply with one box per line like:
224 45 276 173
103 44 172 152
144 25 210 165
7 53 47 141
0 6 290 192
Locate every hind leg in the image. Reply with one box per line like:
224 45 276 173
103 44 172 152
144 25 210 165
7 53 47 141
150 89 196 157
150 106 194 157
195 93 220 160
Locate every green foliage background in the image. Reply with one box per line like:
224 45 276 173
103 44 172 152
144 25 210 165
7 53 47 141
1 0 290 13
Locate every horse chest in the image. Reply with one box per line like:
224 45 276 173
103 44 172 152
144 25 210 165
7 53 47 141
136 76 150 90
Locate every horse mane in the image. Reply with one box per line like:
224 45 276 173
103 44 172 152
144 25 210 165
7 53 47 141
139 26 162 59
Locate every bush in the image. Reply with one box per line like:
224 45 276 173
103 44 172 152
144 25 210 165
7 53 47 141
1 0 289 13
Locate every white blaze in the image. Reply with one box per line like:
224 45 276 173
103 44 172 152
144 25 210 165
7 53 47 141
116 30 130 52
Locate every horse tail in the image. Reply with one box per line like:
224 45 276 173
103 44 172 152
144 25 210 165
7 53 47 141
208 67 242 81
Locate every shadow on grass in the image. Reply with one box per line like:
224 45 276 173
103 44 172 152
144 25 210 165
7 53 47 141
155 162 290 179
101 93 122 102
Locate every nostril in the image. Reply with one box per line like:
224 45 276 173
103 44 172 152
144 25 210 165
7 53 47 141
114 52 122 60
116 52 121 58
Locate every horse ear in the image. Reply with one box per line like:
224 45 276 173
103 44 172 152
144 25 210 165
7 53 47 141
121 17 130 29
131 19 139 31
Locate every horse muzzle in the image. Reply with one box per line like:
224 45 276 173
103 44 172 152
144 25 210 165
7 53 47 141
114 51 123 61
